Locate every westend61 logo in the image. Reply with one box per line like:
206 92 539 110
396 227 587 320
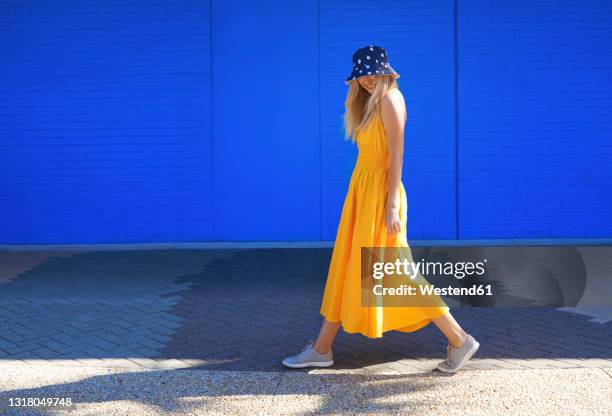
360 247 493 307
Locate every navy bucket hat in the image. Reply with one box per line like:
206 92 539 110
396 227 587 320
345 44 400 86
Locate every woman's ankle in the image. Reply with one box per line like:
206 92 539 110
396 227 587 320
450 332 468 349
313 342 332 354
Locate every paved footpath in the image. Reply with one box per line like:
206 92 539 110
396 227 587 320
0 248 611 415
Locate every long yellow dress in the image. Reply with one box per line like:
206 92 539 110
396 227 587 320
319 108 450 338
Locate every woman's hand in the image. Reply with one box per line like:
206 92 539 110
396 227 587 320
386 204 401 236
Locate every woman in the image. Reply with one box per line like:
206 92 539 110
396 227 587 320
283 45 479 373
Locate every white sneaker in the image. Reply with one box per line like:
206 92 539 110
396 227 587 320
437 333 480 373
282 339 334 369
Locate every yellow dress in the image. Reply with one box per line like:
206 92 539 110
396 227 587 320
319 108 450 338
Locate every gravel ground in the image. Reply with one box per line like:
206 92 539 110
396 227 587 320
0 363 611 415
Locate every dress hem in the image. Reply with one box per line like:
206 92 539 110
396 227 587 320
319 307 450 339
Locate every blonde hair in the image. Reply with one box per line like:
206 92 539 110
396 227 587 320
343 75 399 142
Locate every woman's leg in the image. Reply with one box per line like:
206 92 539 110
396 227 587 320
313 319 341 354
432 311 468 348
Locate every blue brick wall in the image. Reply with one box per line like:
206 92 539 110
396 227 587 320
1 0 611 244
458 1 612 238
210 0 320 241
0 1 212 244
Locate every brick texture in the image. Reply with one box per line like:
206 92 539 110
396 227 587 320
2 1 611 243
0 2 212 244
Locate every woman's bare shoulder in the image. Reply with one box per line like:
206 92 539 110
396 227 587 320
381 88 407 122
385 88 405 107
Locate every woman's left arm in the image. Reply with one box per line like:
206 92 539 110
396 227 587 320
381 91 406 236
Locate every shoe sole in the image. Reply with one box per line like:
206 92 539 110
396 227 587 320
282 360 334 369
437 340 480 373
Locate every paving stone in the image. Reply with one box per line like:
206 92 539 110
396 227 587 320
475 358 527 370
0 248 610 375
556 358 612 368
